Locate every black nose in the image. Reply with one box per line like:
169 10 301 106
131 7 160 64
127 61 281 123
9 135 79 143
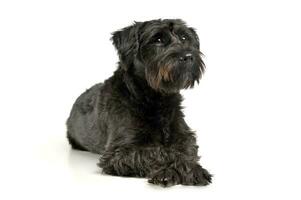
179 53 194 62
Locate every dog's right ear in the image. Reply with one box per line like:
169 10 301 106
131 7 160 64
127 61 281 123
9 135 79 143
111 22 141 70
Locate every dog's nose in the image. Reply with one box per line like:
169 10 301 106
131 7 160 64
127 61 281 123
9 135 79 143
179 53 194 62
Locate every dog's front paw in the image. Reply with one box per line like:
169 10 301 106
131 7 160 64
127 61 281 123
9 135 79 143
182 164 212 186
148 168 181 187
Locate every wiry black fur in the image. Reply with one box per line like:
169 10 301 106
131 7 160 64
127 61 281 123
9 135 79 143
67 19 212 187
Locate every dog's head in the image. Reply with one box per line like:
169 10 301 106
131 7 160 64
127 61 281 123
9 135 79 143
112 19 205 93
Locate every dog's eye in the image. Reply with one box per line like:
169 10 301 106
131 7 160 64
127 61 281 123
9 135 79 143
180 35 187 41
152 33 167 45
156 37 163 43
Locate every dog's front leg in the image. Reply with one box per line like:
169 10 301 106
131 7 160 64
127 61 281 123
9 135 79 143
98 146 193 185
148 121 213 186
97 145 211 187
147 147 212 187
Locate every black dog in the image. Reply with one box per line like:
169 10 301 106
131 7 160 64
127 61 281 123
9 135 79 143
67 19 212 187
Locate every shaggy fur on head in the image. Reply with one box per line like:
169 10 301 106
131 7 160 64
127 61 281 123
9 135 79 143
67 19 212 187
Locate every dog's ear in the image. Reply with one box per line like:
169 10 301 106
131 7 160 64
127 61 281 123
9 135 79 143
111 22 141 70
189 28 200 49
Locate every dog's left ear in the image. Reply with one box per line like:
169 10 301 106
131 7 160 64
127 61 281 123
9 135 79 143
111 22 141 70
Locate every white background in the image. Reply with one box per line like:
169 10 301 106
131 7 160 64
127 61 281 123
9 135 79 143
0 0 300 199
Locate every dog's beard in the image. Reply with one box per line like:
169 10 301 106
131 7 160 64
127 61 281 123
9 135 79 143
145 52 205 93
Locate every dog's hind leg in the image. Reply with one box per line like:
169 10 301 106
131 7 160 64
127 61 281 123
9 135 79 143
67 131 88 151
97 146 158 178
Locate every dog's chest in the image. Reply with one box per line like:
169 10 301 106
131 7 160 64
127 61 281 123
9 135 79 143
138 104 175 145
